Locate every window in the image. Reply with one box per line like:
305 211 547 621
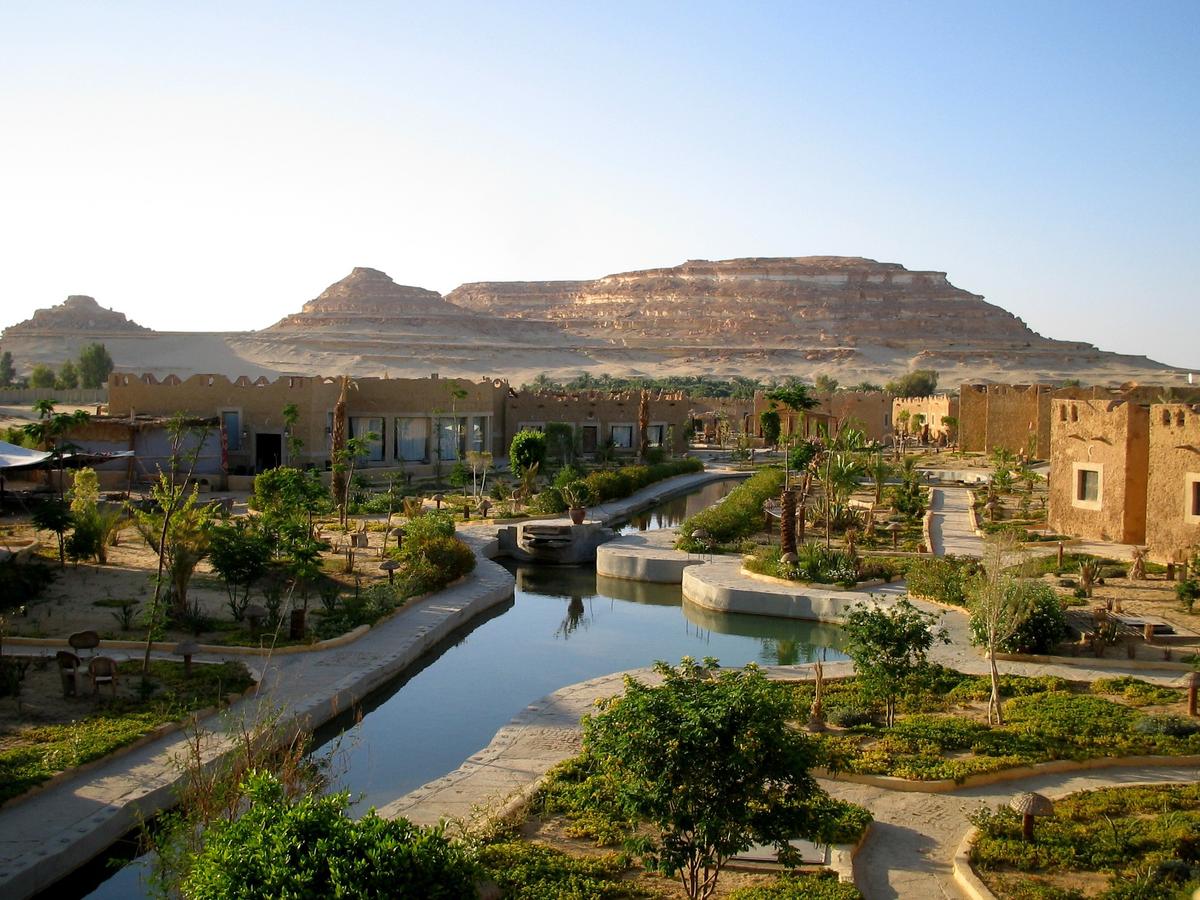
395 417 429 462
1188 474 1200 523
1070 405 1078 423
1073 464 1102 510
610 425 633 449
220 410 241 452
469 416 488 453
646 424 665 447
436 417 465 461
349 417 384 462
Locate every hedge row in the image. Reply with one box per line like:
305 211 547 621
581 457 704 504
676 467 785 550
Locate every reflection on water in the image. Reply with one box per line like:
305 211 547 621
619 478 738 531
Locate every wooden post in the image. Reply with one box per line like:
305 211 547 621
1057 541 1064 570
1189 672 1197 718
1167 563 1175 582
1143 622 1155 643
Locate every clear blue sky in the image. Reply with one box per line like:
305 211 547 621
2 1 1197 368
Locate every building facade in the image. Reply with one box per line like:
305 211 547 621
1145 403 1200 561
891 394 958 443
503 389 690 455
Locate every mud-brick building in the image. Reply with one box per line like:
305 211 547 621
1047 397 1150 546
1145 403 1200 561
503 389 690 455
61 415 222 490
823 392 894 443
958 383 1056 457
107 373 508 478
688 397 755 444
891 394 958 443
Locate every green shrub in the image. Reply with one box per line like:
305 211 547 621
744 544 858 585
905 556 979 606
1177 579 1199 612
677 467 784 550
0 558 55 612
509 429 548 473
1000 583 1068 654
400 510 455 544
583 457 703 504
529 486 567 514
182 772 476 899
1092 676 1180 707
476 840 636 899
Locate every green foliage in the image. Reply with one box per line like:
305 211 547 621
559 479 592 508
725 872 862 899
787 438 822 472
970 783 1200 900
841 598 949 726
677 467 784 550
401 510 455 543
745 544 860 586
521 373 764 399
447 460 470 488
182 772 476 899
759 409 781 446
476 841 640 899
885 369 939 398
0 660 252 803
582 457 702 503
766 384 819 412
1177 579 1199 611
510 429 549 473
249 466 330 519
56 359 79 389
28 363 56 388
544 422 577 464
1091 676 1180 707
77 342 114 389
969 582 1067 654
209 520 273 621
581 658 827 898
31 498 73 565
905 556 980 606
0 350 14 386
529 486 567 514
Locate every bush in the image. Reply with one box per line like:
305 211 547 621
1092 676 1180 707
997 583 1068 654
476 841 633 900
744 544 858 585
905 556 979 606
1177 579 1199 612
509 429 548 473
583 457 703 503
677 467 784 550
400 510 455 544
182 772 476 899
827 706 881 728
529 486 567 514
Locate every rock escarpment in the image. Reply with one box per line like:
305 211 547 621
3 295 150 334
268 267 467 330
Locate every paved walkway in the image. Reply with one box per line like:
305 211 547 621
928 487 984 557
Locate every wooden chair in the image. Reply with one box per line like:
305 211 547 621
88 656 119 698
55 650 82 698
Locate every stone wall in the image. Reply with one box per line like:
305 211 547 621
503 389 690 455
107 373 508 475
958 383 1051 456
1145 403 1200 562
1048 398 1150 545
823 391 894 442
891 394 958 442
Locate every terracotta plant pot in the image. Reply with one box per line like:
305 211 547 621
569 506 586 525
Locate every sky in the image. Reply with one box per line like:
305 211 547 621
1 1 1197 368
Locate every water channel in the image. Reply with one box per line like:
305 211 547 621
60 479 848 899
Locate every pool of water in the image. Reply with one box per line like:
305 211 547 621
63 480 844 899
618 477 737 531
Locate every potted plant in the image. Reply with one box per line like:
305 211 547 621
561 480 591 525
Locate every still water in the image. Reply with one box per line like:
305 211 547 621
66 480 844 899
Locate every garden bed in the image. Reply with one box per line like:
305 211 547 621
969 783 1200 899
788 668 1200 785
0 658 255 804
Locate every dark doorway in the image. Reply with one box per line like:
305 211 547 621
580 425 598 454
255 433 282 472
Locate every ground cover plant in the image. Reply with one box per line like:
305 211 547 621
725 873 863 899
677 467 785 551
970 783 1200 900
784 668 1196 784
0 659 253 803
905 555 980 606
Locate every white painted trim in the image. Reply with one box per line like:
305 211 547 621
1072 461 1103 511
1186 472 1200 524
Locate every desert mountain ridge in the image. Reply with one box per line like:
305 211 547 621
0 257 1184 387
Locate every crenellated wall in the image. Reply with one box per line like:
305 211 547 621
1145 404 1200 561
892 394 958 442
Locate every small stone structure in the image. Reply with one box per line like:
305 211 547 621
892 394 958 443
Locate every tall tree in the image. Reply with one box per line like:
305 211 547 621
0 351 15 386
29 364 56 389
77 343 114 389
57 360 79 390
330 376 350 521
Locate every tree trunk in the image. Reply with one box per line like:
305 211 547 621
989 646 1004 725
780 489 796 556
331 376 348 524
